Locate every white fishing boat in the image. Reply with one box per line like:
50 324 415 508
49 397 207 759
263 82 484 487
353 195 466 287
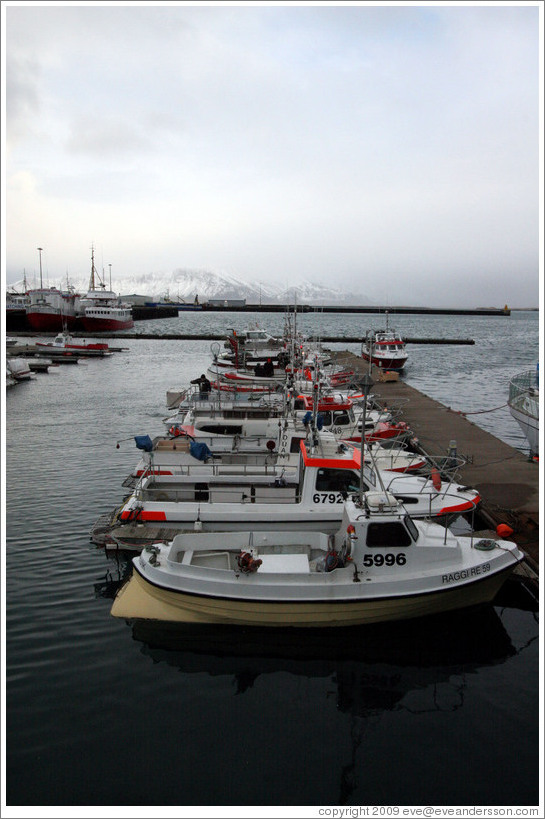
165 387 410 448
36 331 112 356
101 432 481 551
110 494 523 626
361 314 408 372
207 365 286 391
126 426 427 486
209 340 356 394
508 366 539 458
225 327 286 352
76 246 133 332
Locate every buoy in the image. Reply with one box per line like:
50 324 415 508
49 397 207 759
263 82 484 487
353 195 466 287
431 466 442 491
496 523 514 538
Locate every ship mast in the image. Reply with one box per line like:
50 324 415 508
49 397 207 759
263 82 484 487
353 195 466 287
89 245 97 291
37 247 43 289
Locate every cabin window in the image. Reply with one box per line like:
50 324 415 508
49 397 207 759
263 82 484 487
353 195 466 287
200 424 243 435
290 437 304 453
195 483 209 501
318 411 332 425
366 522 413 548
332 411 350 426
316 468 363 493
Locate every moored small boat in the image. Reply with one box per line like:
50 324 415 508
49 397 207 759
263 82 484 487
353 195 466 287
362 315 408 372
36 331 111 356
111 494 523 626
99 432 481 551
6 357 33 382
508 365 539 458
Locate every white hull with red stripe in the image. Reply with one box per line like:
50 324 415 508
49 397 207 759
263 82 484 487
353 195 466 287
361 327 408 371
128 427 427 483
105 436 481 550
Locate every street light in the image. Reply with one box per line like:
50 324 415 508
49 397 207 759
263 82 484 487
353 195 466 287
359 372 374 505
37 247 43 289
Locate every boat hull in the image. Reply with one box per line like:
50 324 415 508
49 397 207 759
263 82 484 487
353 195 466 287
112 563 518 626
80 316 134 332
361 351 408 371
509 405 539 456
26 311 79 332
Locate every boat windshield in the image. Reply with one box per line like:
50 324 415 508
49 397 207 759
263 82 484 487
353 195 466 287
403 513 419 542
366 521 413 548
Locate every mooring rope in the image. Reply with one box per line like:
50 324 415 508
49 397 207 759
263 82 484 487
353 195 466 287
455 402 509 416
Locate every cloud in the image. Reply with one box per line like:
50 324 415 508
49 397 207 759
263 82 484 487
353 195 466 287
3 3 540 308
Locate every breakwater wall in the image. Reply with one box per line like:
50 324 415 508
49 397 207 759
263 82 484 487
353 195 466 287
5 303 511 332
198 304 511 316
8 331 475 345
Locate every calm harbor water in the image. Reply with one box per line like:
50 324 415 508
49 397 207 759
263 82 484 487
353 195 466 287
4 310 541 811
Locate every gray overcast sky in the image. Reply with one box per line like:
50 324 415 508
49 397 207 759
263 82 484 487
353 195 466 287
3 1 542 307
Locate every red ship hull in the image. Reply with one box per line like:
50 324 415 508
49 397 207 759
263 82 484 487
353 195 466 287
80 316 134 332
26 312 79 332
361 351 408 371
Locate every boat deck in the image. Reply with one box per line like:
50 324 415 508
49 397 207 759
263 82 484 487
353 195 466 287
334 352 540 573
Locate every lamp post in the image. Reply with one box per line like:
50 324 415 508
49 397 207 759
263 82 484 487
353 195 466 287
37 247 43 289
359 372 374 505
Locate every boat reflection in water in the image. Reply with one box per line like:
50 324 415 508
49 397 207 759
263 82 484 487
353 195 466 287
98 550 538 805
128 597 522 699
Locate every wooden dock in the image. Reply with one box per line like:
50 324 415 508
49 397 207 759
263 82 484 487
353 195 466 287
333 352 540 576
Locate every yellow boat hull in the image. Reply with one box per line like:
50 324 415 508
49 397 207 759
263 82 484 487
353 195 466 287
111 567 516 627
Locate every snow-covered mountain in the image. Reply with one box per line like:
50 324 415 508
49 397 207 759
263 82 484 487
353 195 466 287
7 268 363 305
122 268 282 303
275 282 362 305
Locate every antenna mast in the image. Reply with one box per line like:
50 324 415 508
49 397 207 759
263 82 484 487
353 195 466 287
37 247 43 289
89 245 96 291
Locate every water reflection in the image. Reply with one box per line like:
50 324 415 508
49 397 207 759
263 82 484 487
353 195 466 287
93 553 133 599
126 602 518 709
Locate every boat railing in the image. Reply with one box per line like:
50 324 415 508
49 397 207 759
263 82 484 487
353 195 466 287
144 460 298 478
138 482 301 505
509 369 539 404
378 466 469 501
417 454 468 482
135 460 300 486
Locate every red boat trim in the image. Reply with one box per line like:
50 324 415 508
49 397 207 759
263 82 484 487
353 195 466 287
120 510 167 521
300 440 360 470
136 469 173 477
437 497 480 515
